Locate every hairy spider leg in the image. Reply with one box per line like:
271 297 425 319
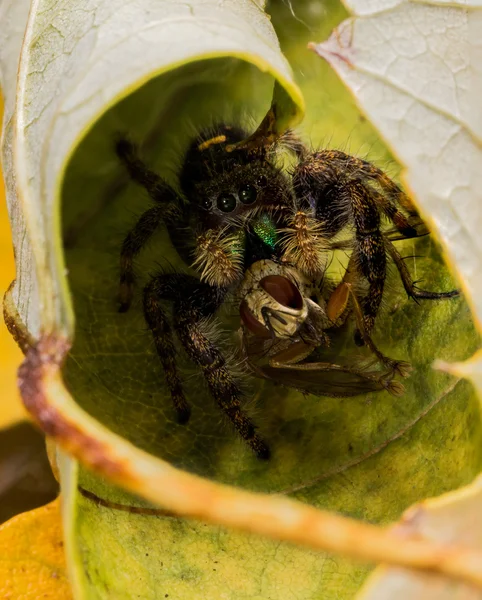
144 275 191 423
291 150 448 344
280 209 327 277
145 273 270 459
119 206 164 312
292 153 387 341
295 149 419 235
385 238 459 301
346 179 387 344
362 186 417 238
326 149 419 219
116 137 183 312
116 137 178 204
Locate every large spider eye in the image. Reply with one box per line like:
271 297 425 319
217 193 237 213
239 184 257 205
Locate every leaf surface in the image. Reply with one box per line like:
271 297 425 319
62 2 480 598
0 498 72 600
1 0 481 598
357 475 482 600
310 0 482 597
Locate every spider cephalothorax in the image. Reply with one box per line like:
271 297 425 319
116 121 457 459
117 124 294 305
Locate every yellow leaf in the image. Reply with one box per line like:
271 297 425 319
0 498 72 600
0 93 26 428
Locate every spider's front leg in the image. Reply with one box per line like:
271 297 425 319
144 273 270 459
386 238 459 302
116 137 184 312
191 228 244 288
290 150 430 343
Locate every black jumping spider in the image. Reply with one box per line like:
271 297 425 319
115 123 457 459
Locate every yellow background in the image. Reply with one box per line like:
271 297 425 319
0 96 27 427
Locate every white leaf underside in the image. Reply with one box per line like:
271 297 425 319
0 0 301 336
314 0 482 328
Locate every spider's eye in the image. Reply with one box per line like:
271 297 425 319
217 193 237 213
239 184 257 205
201 198 211 210
257 175 267 187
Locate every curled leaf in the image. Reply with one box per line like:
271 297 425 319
1 0 481 598
311 0 482 326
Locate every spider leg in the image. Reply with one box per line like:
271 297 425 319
192 228 244 288
385 238 459 301
144 273 269 458
346 284 412 378
347 179 387 344
341 151 419 218
116 137 179 209
328 222 429 251
280 209 327 277
119 206 164 312
288 150 353 276
366 187 418 238
116 136 184 311
384 223 430 242
173 285 270 459
143 274 194 424
307 149 420 234
292 153 387 338
292 151 429 341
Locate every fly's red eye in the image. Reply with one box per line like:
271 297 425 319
260 275 303 310
239 300 271 338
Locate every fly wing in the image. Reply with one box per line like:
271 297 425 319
242 331 401 397
259 363 391 397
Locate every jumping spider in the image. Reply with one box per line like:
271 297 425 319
116 123 457 459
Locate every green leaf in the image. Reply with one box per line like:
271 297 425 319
2 0 481 598
62 1 480 598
